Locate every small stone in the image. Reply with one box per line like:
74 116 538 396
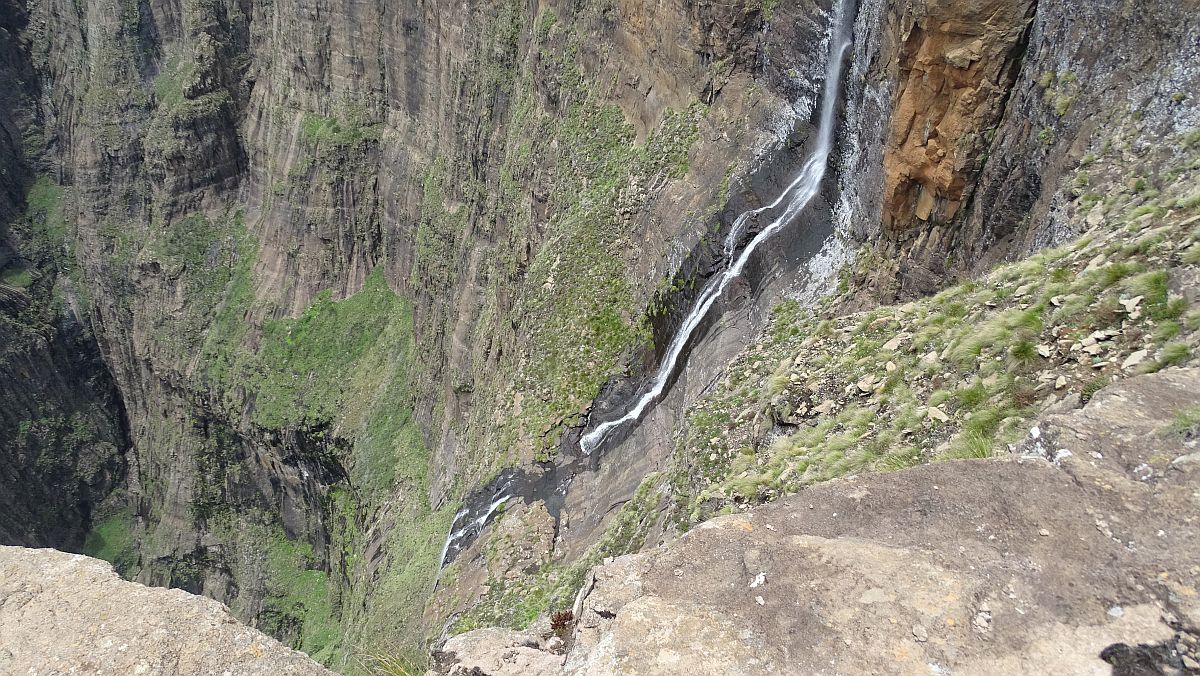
546 636 565 652
1108 606 1124 619
1055 375 1067 390
1039 528 1050 537
1121 349 1148 370
755 596 765 606
912 624 928 642
1182 656 1200 671
1082 343 1104 356
885 361 898 373
857 375 876 394
920 350 940 364
1050 295 1065 307
1171 453 1200 471
973 611 992 631
814 400 835 415
882 333 909 352
1037 344 1053 358
927 407 950 423
1119 296 1144 314
749 572 766 588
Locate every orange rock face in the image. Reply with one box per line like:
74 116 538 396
881 0 1035 235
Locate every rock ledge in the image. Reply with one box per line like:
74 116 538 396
0 546 331 675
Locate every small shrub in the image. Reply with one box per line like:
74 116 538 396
1081 376 1108 403
1153 320 1182 342
1096 261 1142 288
1007 337 1039 368
1185 310 1200 332
1055 95 1075 117
1010 382 1040 409
943 431 995 460
1160 342 1191 367
1164 405 1200 440
957 381 989 411
551 609 575 638
1089 295 1122 328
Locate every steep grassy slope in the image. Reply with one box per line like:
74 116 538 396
669 120 1200 523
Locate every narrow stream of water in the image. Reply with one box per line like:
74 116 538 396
579 0 855 455
438 0 856 568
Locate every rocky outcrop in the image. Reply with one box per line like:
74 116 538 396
435 368 1200 674
879 0 1035 234
858 0 1200 298
0 546 332 674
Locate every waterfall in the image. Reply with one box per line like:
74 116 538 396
580 0 855 455
438 492 511 568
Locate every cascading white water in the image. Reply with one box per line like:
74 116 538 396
580 0 854 455
438 493 511 568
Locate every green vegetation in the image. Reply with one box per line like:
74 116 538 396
23 176 69 248
1 268 33 288
1164 405 1200 438
301 112 382 148
261 531 340 664
196 262 450 666
145 211 254 355
82 510 137 574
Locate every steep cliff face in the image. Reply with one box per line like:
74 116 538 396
878 0 1034 235
856 0 1200 298
3 0 846 666
0 0 129 551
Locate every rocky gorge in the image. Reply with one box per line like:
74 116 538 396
0 0 1198 672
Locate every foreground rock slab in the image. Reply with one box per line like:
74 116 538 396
0 547 332 675
435 368 1200 675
